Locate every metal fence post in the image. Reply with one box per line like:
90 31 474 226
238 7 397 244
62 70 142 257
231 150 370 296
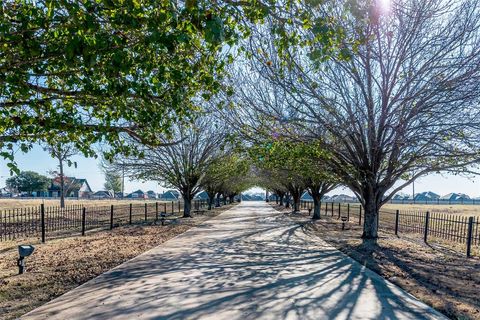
359 206 362 226
129 203 132 224
466 217 474 257
424 211 430 243
110 205 114 230
81 207 86 236
395 210 399 235
144 203 147 221
41 204 46 243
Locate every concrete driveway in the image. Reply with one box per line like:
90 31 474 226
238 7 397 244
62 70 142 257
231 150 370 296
22 201 446 320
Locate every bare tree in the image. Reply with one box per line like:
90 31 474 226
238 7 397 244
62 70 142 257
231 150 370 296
232 0 480 242
44 143 78 208
116 116 227 217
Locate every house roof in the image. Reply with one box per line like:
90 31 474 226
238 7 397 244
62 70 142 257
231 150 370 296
49 177 92 192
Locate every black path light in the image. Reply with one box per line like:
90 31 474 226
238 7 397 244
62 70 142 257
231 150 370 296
341 216 348 230
18 245 35 274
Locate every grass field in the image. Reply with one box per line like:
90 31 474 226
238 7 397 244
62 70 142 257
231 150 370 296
0 198 174 210
382 203 480 217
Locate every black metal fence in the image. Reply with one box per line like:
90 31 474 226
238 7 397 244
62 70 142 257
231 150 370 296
299 200 480 257
0 199 209 243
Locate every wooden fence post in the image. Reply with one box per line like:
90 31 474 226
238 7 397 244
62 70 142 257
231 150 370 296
466 217 474 257
171 201 174 214
144 203 147 221
81 207 86 236
178 201 181 212
359 206 362 226
347 204 350 221
164 203 167 214
129 203 132 224
331 203 334 216
424 211 430 243
110 205 114 230
338 203 341 219
395 210 399 235
41 204 46 243
155 202 159 222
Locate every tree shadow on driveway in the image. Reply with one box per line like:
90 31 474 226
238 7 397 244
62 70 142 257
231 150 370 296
22 202 446 320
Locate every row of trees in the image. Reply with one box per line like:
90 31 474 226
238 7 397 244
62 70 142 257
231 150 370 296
109 114 254 217
225 0 480 243
3 0 480 245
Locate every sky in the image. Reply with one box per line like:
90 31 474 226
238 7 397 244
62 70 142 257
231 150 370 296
0 145 163 194
1 145 479 197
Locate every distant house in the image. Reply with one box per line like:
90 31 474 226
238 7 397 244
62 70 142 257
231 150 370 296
330 194 356 202
414 191 440 202
146 190 157 199
126 189 146 199
241 194 252 201
48 177 92 198
301 191 313 201
0 187 12 197
92 190 114 199
160 190 179 200
195 191 209 200
440 193 471 202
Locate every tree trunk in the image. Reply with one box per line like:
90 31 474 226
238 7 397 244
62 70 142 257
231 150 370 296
208 197 214 210
291 189 302 213
292 194 301 213
206 191 216 210
216 193 221 207
183 195 193 218
285 194 290 208
362 192 380 243
312 194 321 220
223 195 227 205
59 159 65 208
279 194 284 206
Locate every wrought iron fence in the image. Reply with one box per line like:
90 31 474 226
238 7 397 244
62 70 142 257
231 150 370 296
299 200 480 257
0 199 209 243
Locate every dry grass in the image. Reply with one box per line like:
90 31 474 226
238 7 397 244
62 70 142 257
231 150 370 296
382 204 480 217
0 204 236 320
277 205 480 320
0 198 169 210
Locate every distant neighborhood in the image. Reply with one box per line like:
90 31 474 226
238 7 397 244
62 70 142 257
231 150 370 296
0 175 196 201
2 174 479 204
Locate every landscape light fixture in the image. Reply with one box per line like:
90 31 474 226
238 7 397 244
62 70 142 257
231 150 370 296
17 245 35 274
341 216 348 230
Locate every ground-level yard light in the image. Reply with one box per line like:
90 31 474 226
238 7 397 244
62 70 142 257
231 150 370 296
18 245 35 274
341 216 348 230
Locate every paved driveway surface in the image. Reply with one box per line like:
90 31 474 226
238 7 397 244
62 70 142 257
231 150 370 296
23 202 446 320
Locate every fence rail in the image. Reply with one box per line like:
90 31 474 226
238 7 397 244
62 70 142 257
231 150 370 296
0 199 209 243
299 200 480 257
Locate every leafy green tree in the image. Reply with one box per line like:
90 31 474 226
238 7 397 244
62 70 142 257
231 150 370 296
6 171 50 195
0 0 279 170
104 170 122 195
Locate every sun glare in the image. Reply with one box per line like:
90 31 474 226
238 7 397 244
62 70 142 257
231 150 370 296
377 0 391 13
